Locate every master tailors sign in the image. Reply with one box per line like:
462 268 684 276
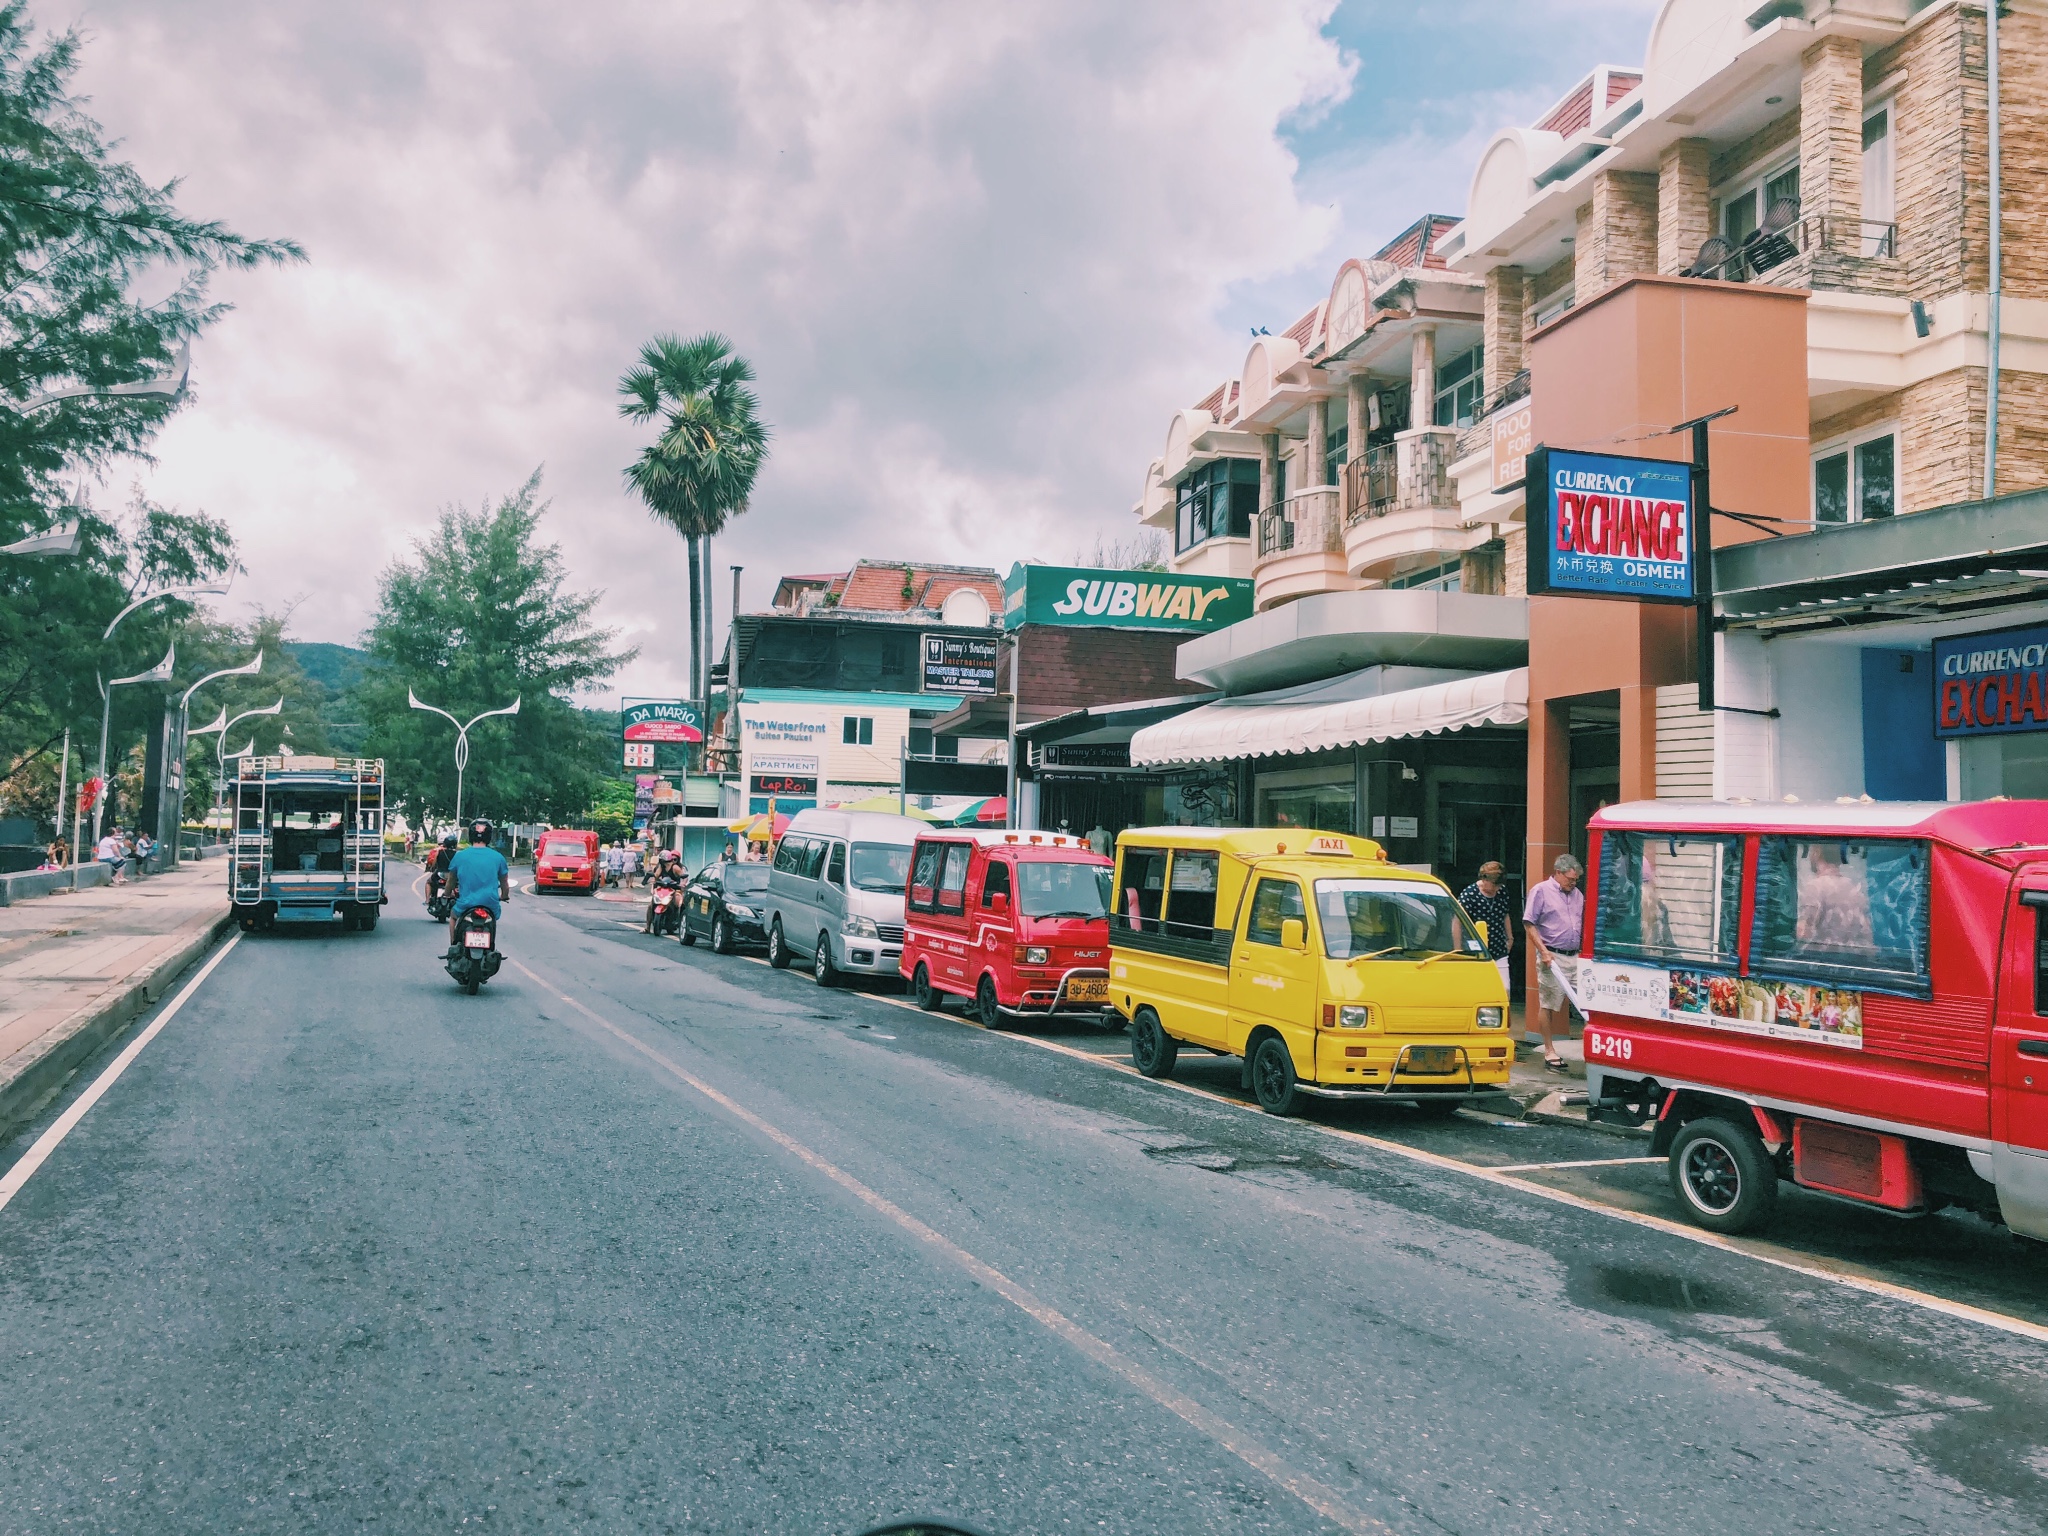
1003 564 1254 632
1935 623 2048 737
1525 447 1695 603
622 699 704 744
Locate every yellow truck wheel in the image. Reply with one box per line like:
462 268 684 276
1250 1035 1302 1117
1130 1008 1178 1078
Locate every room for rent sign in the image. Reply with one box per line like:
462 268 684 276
1934 624 2048 737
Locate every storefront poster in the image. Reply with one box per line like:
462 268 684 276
921 634 999 695
623 699 704 743
1525 447 1694 603
1934 622 2048 737
1581 959 1864 1049
1003 564 1254 632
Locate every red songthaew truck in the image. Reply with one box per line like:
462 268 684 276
1577 799 2048 1242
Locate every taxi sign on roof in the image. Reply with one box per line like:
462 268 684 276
1307 834 1352 856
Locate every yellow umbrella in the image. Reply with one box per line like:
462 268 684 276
832 793 939 820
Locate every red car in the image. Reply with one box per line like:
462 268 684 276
901 830 1115 1028
533 828 600 894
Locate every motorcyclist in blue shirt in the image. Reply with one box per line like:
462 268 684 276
446 818 511 948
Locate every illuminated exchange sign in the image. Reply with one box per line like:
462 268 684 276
1934 623 2048 737
622 699 704 743
1525 446 1695 604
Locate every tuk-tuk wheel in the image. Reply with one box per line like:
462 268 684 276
1129 1008 1178 1079
1669 1117 1778 1234
975 975 1003 1029
912 964 944 1011
1251 1035 1302 1117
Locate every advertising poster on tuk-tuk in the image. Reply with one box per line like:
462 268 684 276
1581 960 1864 1049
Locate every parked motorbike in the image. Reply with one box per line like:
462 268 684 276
645 878 684 936
445 905 502 994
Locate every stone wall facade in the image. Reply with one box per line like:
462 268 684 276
1574 170 1659 302
1524 255 1574 337
1483 266 1527 395
1502 525 1527 598
1657 139 1712 274
1800 36 1866 225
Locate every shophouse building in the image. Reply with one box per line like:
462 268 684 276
718 559 1005 813
1114 0 2046 1000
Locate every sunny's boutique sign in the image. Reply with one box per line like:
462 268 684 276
1002 564 1254 632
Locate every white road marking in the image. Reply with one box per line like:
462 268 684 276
657 925 2048 1344
0 934 242 1216
1488 1156 1663 1173
509 955 1393 1536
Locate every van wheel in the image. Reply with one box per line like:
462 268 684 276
767 921 792 968
1251 1035 1302 1117
815 935 839 988
1669 1117 1778 1234
976 975 1004 1029
913 964 944 1011
1129 1008 1178 1078
712 916 734 955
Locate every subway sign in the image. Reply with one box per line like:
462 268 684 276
1002 563 1254 632
1525 446 1695 604
1934 623 2048 737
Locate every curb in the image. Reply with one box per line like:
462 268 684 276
0 909 235 1145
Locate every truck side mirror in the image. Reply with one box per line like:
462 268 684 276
1474 919 1489 947
989 891 1009 914
1280 918 1306 953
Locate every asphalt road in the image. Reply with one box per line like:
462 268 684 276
3 880 2046 1535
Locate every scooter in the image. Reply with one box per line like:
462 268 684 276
645 879 683 936
426 871 454 923
445 905 502 994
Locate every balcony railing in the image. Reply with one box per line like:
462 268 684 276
1682 213 1899 287
1256 486 1344 559
1343 434 1454 523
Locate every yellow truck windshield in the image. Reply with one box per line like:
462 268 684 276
1314 878 1484 960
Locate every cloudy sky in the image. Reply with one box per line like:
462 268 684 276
58 0 1657 704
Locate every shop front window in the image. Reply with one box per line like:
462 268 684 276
1257 777 1356 836
1594 832 1743 970
1174 459 1260 554
1751 836 1930 994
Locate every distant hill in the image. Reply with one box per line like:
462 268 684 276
287 642 371 696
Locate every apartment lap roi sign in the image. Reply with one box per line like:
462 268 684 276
1524 446 1697 604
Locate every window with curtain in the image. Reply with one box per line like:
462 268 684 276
1594 832 1743 970
1751 836 1930 993
1862 105 1895 254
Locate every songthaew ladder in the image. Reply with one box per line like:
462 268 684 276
346 757 384 897
231 768 269 902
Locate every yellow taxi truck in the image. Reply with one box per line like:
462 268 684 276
1109 826 1512 1115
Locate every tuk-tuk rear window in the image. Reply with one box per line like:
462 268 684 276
1752 836 1930 995
1595 832 1743 971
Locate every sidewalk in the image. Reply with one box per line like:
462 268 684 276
0 861 233 1142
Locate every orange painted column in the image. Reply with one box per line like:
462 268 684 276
1619 682 1660 802
1524 695 1571 996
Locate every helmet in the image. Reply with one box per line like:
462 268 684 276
468 819 494 845
440 832 458 847
660 848 681 864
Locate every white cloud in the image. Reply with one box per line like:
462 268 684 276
53 0 1352 702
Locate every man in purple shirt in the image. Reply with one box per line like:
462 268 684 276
1523 853 1584 1072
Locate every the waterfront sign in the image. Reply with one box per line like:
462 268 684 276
1525 446 1695 603
1003 564 1254 632
1934 622 2048 737
622 699 704 743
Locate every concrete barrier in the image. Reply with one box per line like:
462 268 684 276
0 863 112 906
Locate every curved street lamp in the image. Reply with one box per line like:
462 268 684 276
8 343 190 415
408 691 520 828
160 651 264 866
89 581 229 851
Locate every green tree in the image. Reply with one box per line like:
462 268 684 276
0 6 298 834
618 332 769 713
359 471 635 831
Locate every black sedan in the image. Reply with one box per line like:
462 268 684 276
680 860 771 954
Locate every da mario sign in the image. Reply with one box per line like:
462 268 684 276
1002 564 1254 632
1525 446 1695 603
1934 623 2048 737
621 699 704 744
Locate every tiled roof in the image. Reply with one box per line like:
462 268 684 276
1283 304 1322 347
1374 214 1460 271
1194 381 1229 417
1535 69 1641 138
812 559 1005 617
1607 69 1642 106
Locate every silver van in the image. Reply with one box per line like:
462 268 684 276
764 808 924 985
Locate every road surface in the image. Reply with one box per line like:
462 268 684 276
3 880 2045 1534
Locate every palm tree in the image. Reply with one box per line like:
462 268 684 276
619 333 769 712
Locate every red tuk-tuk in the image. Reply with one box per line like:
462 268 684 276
901 829 1115 1028
1577 799 2048 1243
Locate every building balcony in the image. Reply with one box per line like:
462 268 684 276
1343 427 1466 580
1681 214 1906 300
1253 486 1354 609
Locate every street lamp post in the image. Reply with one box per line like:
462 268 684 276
166 652 263 866
408 692 520 829
207 700 283 833
90 582 228 852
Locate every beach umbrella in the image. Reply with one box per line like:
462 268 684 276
833 793 939 820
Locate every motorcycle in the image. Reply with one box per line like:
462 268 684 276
645 878 684 936
445 905 503 994
425 869 454 922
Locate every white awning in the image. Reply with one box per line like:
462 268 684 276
1130 667 1528 767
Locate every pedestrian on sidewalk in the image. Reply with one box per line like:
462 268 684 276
95 828 127 884
1522 852 1584 1074
1458 861 1516 993
133 830 155 878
